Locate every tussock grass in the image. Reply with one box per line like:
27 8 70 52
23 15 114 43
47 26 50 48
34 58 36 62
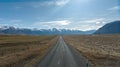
0 35 57 67
64 35 120 67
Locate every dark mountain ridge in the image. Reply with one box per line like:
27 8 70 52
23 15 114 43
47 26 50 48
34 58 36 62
94 21 120 34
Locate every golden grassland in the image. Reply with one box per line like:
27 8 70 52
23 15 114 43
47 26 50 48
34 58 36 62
0 35 57 67
63 35 120 67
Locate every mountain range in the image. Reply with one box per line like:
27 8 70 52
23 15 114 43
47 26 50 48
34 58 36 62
94 21 120 34
0 26 95 35
1 21 120 35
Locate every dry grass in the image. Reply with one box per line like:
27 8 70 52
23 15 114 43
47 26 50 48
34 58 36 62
63 35 120 67
0 35 57 67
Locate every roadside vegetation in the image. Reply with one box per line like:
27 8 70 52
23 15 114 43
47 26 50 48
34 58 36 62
0 35 57 67
64 35 120 67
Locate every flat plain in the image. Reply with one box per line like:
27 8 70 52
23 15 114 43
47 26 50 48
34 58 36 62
0 35 57 67
64 35 120 67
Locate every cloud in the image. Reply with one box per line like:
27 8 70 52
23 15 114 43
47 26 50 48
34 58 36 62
33 20 71 27
83 18 105 25
10 19 22 23
55 0 70 6
31 17 109 31
32 18 106 31
68 18 106 31
31 0 70 8
108 6 120 11
71 25 102 31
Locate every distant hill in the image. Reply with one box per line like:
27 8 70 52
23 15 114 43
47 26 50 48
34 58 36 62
0 26 95 35
94 21 120 34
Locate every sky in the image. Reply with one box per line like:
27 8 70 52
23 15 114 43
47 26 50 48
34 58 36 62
0 0 120 31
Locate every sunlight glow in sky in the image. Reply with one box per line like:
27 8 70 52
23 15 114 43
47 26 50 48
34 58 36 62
0 0 120 31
